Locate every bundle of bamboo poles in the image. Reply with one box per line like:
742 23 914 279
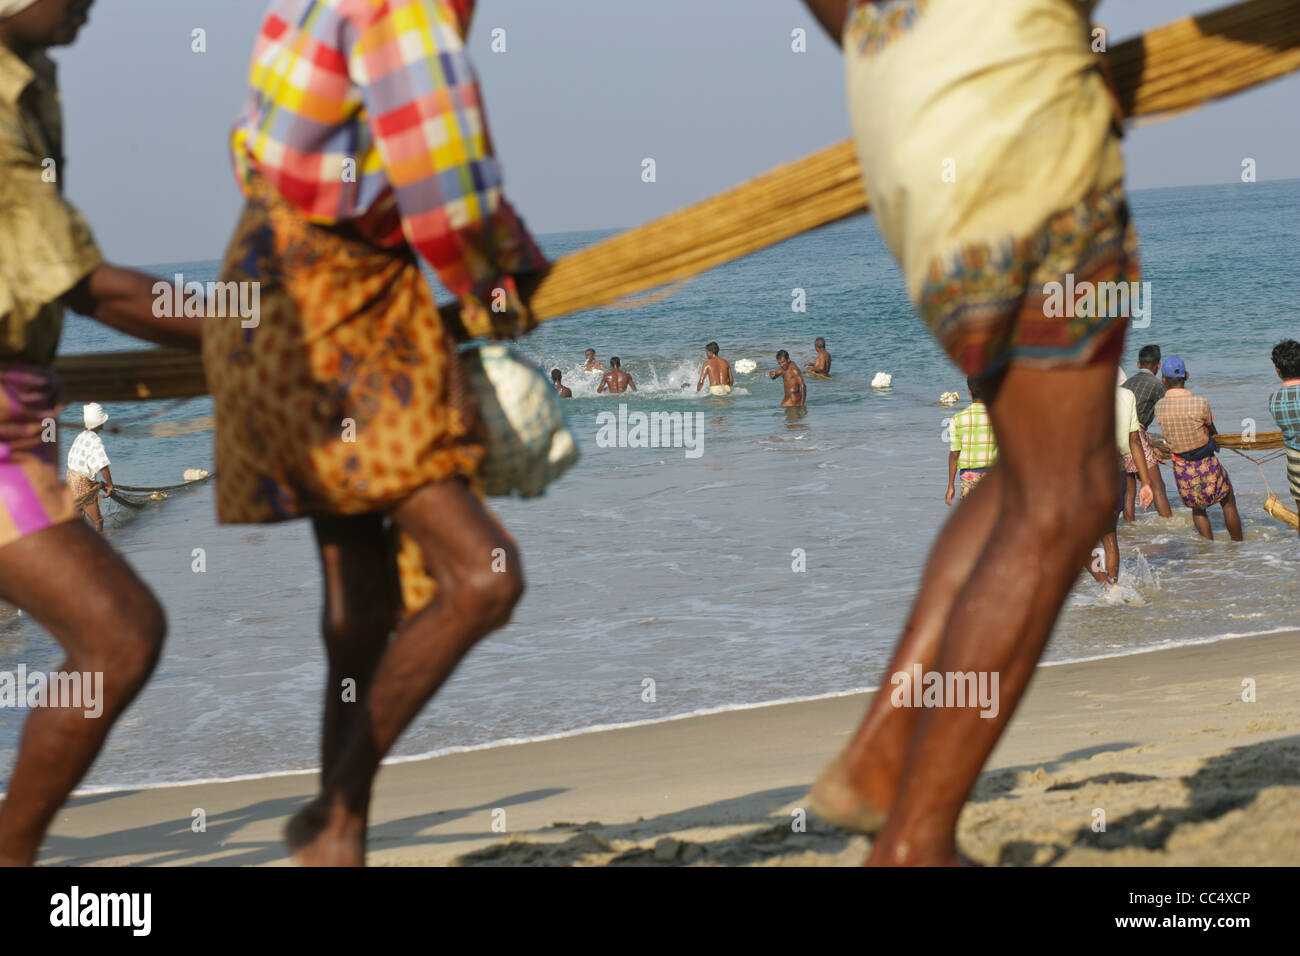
52 0 1300 402
1265 493 1299 529
1148 431 1285 457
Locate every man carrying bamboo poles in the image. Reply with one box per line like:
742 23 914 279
803 0 1150 864
206 0 548 865
0 0 200 865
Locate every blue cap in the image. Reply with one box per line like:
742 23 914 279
1161 355 1187 378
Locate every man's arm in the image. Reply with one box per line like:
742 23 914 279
946 450 960 506
98 465 114 497
62 265 203 348
696 366 707 391
794 368 807 405
597 373 609 394
627 376 637 392
1128 433 1154 510
802 0 849 44
352 7 548 340
724 362 733 386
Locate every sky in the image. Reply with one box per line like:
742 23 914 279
51 0 1300 266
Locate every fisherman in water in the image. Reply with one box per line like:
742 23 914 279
770 350 806 407
696 341 733 395
804 337 832 376
65 402 113 533
597 356 636 394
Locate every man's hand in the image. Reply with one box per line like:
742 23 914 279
945 486 955 507
1138 485 1154 510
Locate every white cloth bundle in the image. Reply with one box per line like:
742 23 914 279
460 344 579 498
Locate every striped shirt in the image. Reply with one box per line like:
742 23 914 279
1153 388 1213 454
231 0 545 333
1268 381 1300 451
949 401 997 469
1122 368 1165 429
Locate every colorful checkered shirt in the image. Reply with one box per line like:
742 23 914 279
1153 387 1214 454
949 401 997 469
1268 381 1300 451
231 0 546 335
1122 368 1165 429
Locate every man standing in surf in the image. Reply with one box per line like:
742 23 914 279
696 341 734 395
770 350 806 407
803 0 1143 864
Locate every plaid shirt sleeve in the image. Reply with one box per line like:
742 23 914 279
347 1 547 337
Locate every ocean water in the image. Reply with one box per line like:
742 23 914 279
2 179 1298 790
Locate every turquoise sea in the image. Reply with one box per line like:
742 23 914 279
2 178 1298 790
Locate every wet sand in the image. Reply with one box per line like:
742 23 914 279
38 629 1300 866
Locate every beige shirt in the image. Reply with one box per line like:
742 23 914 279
0 42 102 366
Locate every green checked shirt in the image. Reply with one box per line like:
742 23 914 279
950 401 998 470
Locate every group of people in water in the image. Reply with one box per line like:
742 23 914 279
946 341 1300 592
550 338 833 407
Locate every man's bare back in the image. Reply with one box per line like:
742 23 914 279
697 352 733 392
598 359 636 394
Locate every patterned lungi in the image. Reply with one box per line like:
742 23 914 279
0 364 76 547
67 471 97 508
959 467 988 498
203 174 488 614
1286 447 1300 501
843 0 1138 380
1171 454 1232 510
1122 425 1158 474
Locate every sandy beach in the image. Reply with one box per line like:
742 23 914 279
34 629 1299 867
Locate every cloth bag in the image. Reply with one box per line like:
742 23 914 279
459 344 579 497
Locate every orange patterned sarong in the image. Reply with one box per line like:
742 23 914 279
202 175 486 613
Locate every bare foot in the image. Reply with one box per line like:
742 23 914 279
285 798 365 867
864 845 977 866
807 754 889 834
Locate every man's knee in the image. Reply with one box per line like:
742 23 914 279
448 550 525 632
1020 456 1118 538
92 592 166 693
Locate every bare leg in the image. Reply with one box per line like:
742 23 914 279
809 463 1003 830
1191 506 1213 540
0 521 165 865
1085 526 1119 585
82 497 103 533
312 515 399 781
1123 474 1136 522
1220 489 1244 541
286 480 523 866
1148 463 1173 517
863 361 1117 865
